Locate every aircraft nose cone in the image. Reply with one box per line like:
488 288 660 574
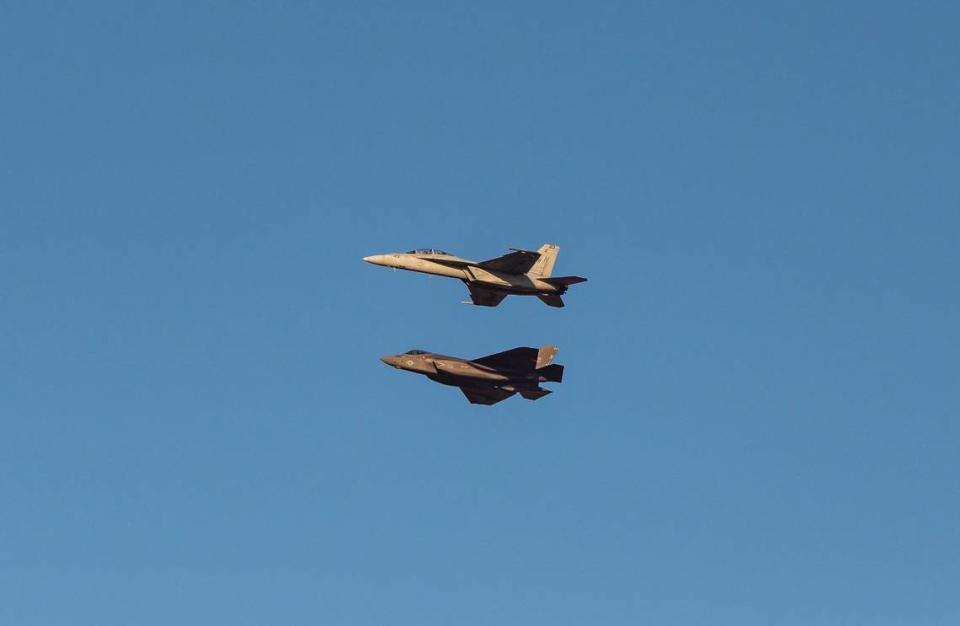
380 355 399 367
363 255 384 265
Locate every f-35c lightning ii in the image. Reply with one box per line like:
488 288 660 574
381 345 564 405
363 244 586 307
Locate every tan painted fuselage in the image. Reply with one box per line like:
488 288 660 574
382 352 513 385
363 252 570 294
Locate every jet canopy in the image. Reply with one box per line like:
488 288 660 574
405 248 450 255
404 349 429 355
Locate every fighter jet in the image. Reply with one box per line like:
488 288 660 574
362 244 586 307
381 345 564 405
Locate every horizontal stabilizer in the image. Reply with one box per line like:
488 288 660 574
519 387 552 401
540 275 587 287
538 363 564 383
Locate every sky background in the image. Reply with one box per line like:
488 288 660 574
2 1 959 624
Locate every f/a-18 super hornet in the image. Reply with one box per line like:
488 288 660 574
362 244 586 307
381 345 564 405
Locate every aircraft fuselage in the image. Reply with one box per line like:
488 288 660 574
380 344 564 405
362 253 564 294
381 352 559 386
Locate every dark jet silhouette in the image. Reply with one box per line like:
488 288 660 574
381 345 564 405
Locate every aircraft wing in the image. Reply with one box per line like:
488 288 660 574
477 249 540 274
459 385 516 405
473 346 539 370
467 284 508 307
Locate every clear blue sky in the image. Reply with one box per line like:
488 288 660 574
2 2 958 624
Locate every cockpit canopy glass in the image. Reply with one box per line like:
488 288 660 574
404 349 429 355
405 248 449 255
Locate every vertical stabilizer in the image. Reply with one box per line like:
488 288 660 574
530 244 559 277
537 294 565 308
536 345 559 370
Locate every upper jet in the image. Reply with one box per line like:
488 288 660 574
362 244 587 307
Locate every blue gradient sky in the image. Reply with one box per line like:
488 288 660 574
2 2 958 624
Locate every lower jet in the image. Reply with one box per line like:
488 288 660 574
381 345 564 405
362 244 586 307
